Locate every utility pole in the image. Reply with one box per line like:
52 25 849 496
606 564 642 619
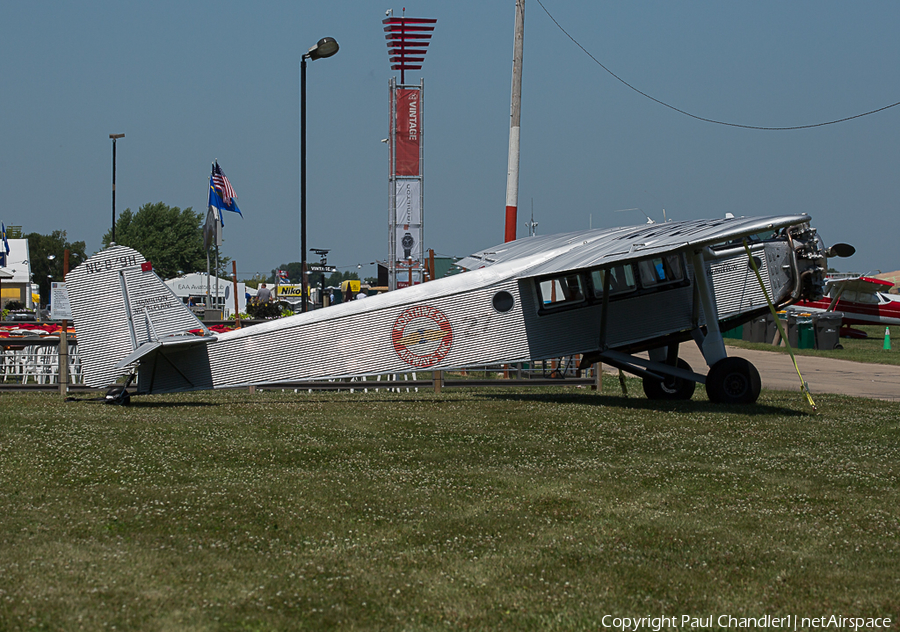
109 133 124 243
58 250 70 399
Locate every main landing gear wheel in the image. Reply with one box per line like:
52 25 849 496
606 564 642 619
642 358 696 401
705 357 761 405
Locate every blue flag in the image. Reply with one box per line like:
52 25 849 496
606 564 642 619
208 175 242 226
208 161 241 227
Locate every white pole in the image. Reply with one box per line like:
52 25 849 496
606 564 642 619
206 250 211 309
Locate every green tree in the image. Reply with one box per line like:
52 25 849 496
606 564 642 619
101 202 229 279
327 270 360 287
25 230 87 304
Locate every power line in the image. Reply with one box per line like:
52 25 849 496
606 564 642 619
535 0 900 130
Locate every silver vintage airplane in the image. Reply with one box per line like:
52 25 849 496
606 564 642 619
65 214 850 404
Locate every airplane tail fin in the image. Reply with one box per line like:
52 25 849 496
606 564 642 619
66 246 208 388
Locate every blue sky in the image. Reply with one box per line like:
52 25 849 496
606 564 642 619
2 1 898 279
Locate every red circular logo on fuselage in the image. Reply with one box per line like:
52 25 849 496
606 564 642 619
391 305 453 368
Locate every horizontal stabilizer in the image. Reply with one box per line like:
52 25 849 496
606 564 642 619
115 334 217 369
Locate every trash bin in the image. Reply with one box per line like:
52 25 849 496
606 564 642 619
813 312 844 350
787 311 815 349
723 324 743 340
742 316 769 343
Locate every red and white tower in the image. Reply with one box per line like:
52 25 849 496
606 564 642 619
384 13 437 289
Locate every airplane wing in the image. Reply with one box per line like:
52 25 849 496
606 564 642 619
825 275 894 295
455 214 810 278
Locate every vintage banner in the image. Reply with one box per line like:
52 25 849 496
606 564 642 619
394 88 421 176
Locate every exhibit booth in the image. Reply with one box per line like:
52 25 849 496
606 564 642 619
164 273 247 318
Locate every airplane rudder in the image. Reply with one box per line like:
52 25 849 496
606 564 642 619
66 246 204 387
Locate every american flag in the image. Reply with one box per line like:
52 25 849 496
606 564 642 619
0 222 8 268
212 161 237 205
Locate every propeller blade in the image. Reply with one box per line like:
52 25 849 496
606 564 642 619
825 243 856 258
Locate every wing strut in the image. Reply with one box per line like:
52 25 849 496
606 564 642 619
689 249 727 366
827 283 847 312
743 240 816 409
597 265 612 350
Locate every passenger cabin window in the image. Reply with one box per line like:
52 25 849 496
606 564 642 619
538 274 585 308
637 254 685 288
590 264 636 297
535 254 688 316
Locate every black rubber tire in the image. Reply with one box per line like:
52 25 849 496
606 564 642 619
104 386 131 406
706 357 761 404
642 358 696 401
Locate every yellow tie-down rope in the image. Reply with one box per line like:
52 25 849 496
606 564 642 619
743 240 817 409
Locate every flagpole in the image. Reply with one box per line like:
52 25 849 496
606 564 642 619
208 160 241 318
214 164 221 315
214 212 222 317
207 163 213 311
206 250 211 310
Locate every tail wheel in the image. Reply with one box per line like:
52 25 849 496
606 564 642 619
642 358 696 401
104 386 131 406
706 357 761 404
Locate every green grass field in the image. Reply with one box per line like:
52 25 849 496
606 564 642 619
1 379 898 631
726 324 900 366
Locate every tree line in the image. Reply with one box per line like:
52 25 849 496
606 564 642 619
25 202 371 303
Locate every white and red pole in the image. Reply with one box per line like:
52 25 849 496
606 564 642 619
504 0 525 243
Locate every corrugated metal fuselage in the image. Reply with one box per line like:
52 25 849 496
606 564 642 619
134 241 790 394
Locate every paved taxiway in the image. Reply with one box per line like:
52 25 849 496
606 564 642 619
668 345 900 402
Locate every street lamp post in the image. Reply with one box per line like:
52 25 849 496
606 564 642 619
110 133 125 244
300 37 339 312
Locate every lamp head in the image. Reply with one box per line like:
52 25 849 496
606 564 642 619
305 37 339 61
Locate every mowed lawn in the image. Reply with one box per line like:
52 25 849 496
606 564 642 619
1 381 899 630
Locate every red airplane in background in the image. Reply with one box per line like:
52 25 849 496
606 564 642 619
795 276 900 334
